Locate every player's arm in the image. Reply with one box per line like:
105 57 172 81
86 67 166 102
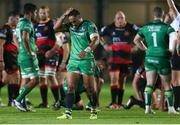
133 34 147 51
60 42 70 70
0 38 5 71
167 0 179 18
79 32 100 59
79 22 100 59
100 36 111 51
22 31 33 55
169 31 178 54
45 44 59 58
177 29 180 56
13 33 20 50
54 8 74 31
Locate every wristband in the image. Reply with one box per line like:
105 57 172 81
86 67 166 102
84 46 92 53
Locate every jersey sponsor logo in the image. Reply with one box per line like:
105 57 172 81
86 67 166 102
148 26 161 32
72 32 84 36
147 59 159 64
112 37 121 43
79 27 85 32
36 32 42 37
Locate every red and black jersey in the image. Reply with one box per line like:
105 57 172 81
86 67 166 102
35 19 56 53
1 24 18 72
0 29 6 40
100 22 138 64
2 24 17 53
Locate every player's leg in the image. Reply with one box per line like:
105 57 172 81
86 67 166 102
36 53 49 108
118 73 127 108
95 77 104 107
144 70 157 114
171 55 180 110
45 55 60 110
80 60 97 119
158 57 178 114
6 71 20 106
57 72 80 119
108 64 119 108
36 73 49 108
57 59 80 119
73 92 84 110
14 58 39 112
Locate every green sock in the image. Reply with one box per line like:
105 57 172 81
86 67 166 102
144 85 153 106
16 85 31 102
165 89 174 107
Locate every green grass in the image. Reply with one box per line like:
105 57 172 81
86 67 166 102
0 83 180 124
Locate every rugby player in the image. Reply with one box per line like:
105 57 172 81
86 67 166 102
134 7 178 114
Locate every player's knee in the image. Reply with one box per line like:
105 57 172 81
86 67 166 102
67 84 75 93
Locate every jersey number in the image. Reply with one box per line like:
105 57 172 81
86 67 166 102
152 32 157 47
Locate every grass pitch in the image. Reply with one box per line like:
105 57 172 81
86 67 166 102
0 83 180 124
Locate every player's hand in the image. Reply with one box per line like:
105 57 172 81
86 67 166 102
45 50 54 58
131 46 138 53
64 8 74 16
79 51 88 59
59 62 66 71
104 44 111 51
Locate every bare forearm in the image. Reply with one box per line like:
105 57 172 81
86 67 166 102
90 36 99 50
167 0 178 17
62 43 70 63
54 15 66 31
167 0 174 8
134 41 146 51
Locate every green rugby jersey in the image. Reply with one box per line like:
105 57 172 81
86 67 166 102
66 20 98 60
138 20 175 57
16 18 37 60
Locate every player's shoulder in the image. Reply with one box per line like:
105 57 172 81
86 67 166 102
126 23 139 30
102 23 114 30
19 18 31 27
83 20 96 26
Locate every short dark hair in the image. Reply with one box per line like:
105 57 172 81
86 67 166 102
23 3 37 14
68 9 80 17
153 7 164 18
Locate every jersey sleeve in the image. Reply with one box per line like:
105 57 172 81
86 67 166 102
170 13 180 31
87 22 98 39
137 27 145 38
21 23 32 33
167 25 175 34
99 26 109 36
0 29 6 40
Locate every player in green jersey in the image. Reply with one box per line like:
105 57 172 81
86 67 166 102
13 3 39 112
134 7 179 114
55 8 99 119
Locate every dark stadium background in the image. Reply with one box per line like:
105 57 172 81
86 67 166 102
0 0 179 79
